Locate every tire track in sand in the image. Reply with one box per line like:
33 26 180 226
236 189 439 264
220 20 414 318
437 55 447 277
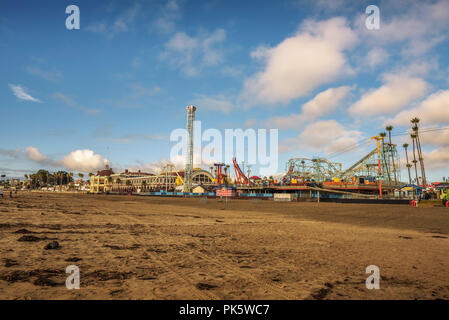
121 212 298 300
107 211 217 300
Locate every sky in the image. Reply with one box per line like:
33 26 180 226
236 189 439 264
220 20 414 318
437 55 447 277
1 0 449 181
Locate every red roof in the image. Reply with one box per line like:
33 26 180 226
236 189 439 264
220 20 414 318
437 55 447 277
121 169 154 176
97 169 113 176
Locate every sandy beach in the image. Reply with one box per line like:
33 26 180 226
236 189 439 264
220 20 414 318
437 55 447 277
0 192 448 300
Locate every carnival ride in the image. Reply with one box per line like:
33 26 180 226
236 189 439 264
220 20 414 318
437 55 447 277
232 157 252 185
282 142 401 187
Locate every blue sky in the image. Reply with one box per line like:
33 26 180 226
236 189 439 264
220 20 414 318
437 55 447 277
1 0 449 181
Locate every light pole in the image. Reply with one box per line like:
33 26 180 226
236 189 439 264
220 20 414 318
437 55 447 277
371 136 383 199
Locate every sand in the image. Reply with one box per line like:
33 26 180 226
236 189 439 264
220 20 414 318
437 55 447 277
0 192 448 300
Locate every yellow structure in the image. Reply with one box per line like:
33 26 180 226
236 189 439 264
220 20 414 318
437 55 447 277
192 185 206 194
89 166 215 194
90 175 115 193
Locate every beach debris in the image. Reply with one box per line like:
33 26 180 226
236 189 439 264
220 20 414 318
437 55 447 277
196 282 218 290
310 287 331 300
65 257 82 262
4 258 19 267
33 276 59 287
44 241 60 250
18 235 41 242
14 229 34 234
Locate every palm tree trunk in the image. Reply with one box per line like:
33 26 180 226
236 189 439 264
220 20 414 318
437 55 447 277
381 140 392 184
412 139 420 185
405 147 411 184
415 131 427 186
388 132 397 184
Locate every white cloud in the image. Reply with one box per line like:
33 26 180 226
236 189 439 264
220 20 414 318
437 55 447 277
59 149 108 173
281 120 362 154
191 94 234 114
52 93 100 115
25 146 108 173
239 17 357 108
129 158 180 175
419 127 449 147
356 1 449 56
267 86 352 129
0 147 20 158
221 66 243 78
160 28 227 76
26 66 62 82
349 74 427 117
424 147 449 169
87 3 140 38
365 47 389 69
391 89 449 126
112 4 140 34
25 146 47 163
9 84 41 102
152 0 180 34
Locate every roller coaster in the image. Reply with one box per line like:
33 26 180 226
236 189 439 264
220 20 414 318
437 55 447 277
283 143 401 186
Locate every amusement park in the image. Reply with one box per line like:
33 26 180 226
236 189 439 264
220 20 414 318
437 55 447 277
89 106 449 206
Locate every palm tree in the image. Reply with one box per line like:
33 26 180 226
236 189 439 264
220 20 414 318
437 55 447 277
379 132 391 184
78 173 84 180
142 180 147 191
125 180 132 191
411 118 427 186
403 143 412 184
58 173 63 191
385 125 397 184
411 133 420 186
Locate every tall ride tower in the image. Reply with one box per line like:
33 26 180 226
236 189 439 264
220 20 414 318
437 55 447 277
184 105 196 192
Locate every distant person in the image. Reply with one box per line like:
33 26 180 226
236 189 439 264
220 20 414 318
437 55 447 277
443 190 448 207
10 191 12 198
0 189 3 198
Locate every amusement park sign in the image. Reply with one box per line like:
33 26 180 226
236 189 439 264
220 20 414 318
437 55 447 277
216 187 234 197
